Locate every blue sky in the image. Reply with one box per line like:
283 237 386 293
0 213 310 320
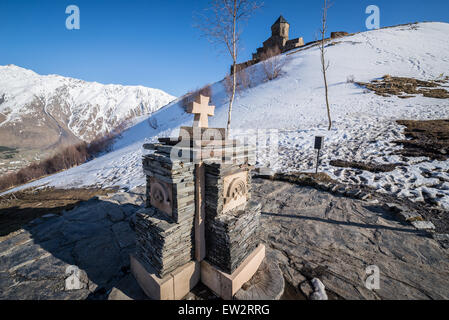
1 0 448 96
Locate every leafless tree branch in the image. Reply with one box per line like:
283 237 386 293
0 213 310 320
320 0 333 131
195 0 262 137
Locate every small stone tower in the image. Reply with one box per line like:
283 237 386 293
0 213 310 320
271 15 290 42
236 15 304 73
262 15 290 51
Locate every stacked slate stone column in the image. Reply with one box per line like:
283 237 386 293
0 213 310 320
203 143 261 274
135 141 196 278
133 94 265 299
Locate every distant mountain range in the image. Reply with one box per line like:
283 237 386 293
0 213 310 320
0 65 175 173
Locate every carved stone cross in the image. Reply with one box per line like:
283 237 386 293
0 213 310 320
187 95 215 128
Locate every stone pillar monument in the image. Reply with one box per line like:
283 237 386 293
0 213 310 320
131 95 265 300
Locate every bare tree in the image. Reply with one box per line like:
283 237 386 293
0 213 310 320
224 68 252 97
320 0 332 130
260 46 287 81
196 0 262 138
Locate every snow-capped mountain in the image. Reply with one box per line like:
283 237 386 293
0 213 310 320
3 22 449 209
0 65 175 172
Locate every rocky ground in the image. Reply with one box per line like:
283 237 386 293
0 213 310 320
253 177 449 300
0 189 146 300
0 188 114 240
0 177 448 300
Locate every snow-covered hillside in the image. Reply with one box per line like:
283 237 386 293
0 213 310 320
4 22 449 209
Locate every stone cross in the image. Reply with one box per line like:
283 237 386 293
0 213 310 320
186 95 215 262
187 95 215 128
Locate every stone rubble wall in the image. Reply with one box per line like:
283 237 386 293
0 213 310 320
204 162 253 219
143 152 195 223
136 147 197 278
205 201 261 274
137 139 260 278
204 159 261 274
135 207 195 279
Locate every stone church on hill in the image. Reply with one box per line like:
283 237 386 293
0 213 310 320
232 15 304 74
253 15 304 60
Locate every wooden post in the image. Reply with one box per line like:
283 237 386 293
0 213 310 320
314 136 323 174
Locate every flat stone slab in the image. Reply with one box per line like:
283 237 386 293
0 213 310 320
107 274 148 300
385 203 423 222
411 221 436 230
201 244 266 300
131 255 200 300
253 178 449 300
234 251 284 300
0 192 140 300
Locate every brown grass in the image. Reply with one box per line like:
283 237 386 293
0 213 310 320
394 119 449 160
0 124 125 192
180 84 213 110
224 68 253 97
223 74 233 97
330 160 400 173
237 68 252 90
356 75 449 99
257 171 335 186
260 46 286 81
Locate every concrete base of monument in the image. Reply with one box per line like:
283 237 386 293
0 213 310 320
200 244 266 300
130 254 200 300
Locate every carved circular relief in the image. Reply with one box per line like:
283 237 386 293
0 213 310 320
151 182 170 204
227 177 247 201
